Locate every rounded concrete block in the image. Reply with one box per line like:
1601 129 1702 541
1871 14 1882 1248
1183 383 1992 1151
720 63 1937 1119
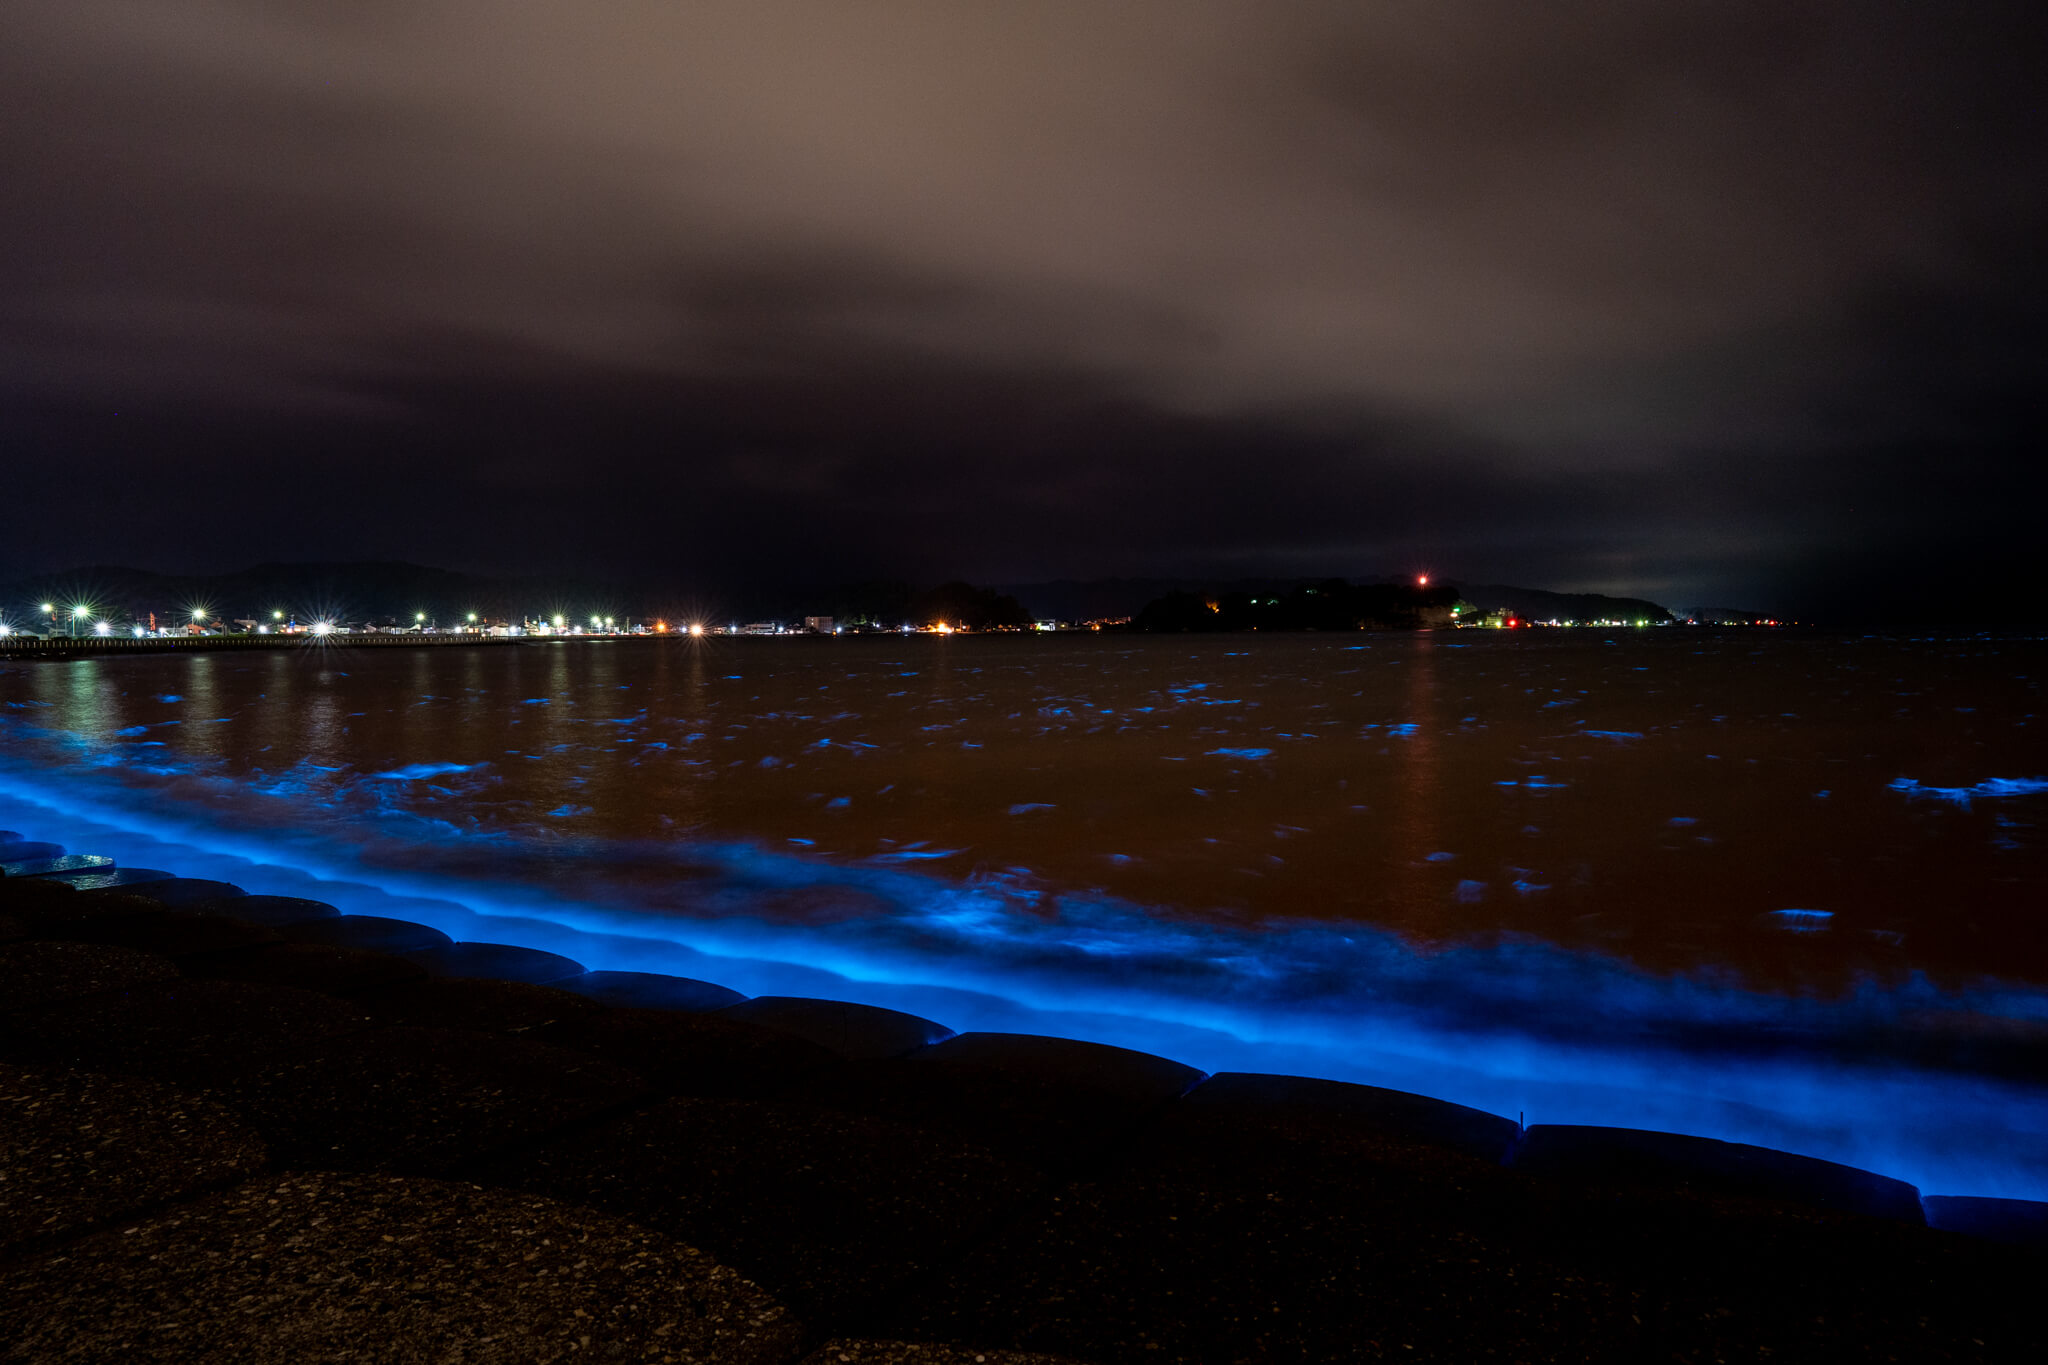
284 914 453 954
59 910 282 959
79 876 246 907
557 968 748 1012
405 940 586 984
180 894 341 927
2 853 114 879
1923 1194 2048 1246
719 995 955 1059
1181 1072 1521 1165
913 1032 1204 1098
42 867 177 893
1515 1124 1925 1223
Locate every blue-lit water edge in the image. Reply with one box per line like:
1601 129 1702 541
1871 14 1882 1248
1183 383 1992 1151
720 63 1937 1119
3 631 2046 1198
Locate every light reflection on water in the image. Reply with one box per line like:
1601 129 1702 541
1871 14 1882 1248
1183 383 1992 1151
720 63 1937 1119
3 631 2047 1197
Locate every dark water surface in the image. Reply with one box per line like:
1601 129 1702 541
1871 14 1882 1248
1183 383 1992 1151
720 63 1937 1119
5 631 2046 1196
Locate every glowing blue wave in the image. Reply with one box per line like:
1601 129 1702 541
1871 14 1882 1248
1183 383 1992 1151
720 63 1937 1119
3 714 2048 1201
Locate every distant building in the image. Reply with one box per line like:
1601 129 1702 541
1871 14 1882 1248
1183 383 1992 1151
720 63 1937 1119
804 616 835 633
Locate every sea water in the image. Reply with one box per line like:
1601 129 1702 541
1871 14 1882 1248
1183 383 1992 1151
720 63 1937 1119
3 630 2045 1197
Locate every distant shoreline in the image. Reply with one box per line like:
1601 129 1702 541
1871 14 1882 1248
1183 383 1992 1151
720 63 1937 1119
0 632 629 661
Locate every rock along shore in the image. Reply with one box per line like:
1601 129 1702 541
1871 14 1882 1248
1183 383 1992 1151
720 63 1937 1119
3 830 2044 1363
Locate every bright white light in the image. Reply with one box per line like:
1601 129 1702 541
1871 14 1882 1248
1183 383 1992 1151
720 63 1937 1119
272 610 284 619
40 603 54 614
0 624 12 637
552 615 565 627
192 609 206 620
133 626 146 637
416 613 426 622
73 605 91 619
94 621 111 635
311 621 334 636
689 623 704 637
467 612 478 622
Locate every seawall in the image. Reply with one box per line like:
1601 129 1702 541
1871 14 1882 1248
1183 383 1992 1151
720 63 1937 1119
2 830 2044 1361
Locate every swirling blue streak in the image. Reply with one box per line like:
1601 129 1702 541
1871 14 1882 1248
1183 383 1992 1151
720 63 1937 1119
3 732 2047 1200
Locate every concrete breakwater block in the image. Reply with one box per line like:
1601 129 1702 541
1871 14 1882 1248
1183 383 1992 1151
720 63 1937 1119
1 853 113 879
0 939 181 1012
0 875 84 918
887 1075 1633 1364
0 1171 801 1365
0 1062 265 1256
794 1033 1205 1173
206 1025 647 1176
720 995 955 1059
485 1094 1044 1329
558 967 748 1012
0 979 372 1090
1514 1124 1925 1223
77 876 246 908
363 977 608 1035
535 1007 841 1099
190 939 431 997
282 913 453 954
179 893 340 927
42 907 282 959
39 866 176 893
1924 1195 2048 1246
1180 1071 1521 1166
405 940 586 984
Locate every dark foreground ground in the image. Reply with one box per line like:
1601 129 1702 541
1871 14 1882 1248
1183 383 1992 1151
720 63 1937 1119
2 836 2044 1363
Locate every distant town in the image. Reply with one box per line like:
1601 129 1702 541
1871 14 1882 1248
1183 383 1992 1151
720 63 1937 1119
0 572 1785 650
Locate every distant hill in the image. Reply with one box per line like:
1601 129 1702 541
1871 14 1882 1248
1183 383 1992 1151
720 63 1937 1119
1006 577 1678 625
1002 577 1374 621
1454 583 1674 625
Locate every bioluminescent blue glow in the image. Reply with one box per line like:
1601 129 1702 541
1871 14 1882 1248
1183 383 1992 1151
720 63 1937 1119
4 745 2048 1202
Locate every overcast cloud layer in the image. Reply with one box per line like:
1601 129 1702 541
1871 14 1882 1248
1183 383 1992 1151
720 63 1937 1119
2 1 2042 613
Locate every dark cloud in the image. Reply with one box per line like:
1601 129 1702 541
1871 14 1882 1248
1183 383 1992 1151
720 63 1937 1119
2 1 2042 613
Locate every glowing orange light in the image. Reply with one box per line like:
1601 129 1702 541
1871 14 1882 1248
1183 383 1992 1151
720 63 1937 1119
1418 574 1429 586
656 621 668 633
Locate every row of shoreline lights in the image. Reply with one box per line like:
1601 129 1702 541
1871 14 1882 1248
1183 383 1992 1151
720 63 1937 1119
2 606 676 638
2 607 963 641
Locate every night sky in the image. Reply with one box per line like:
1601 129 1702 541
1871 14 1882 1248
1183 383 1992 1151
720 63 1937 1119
3 2 2042 617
